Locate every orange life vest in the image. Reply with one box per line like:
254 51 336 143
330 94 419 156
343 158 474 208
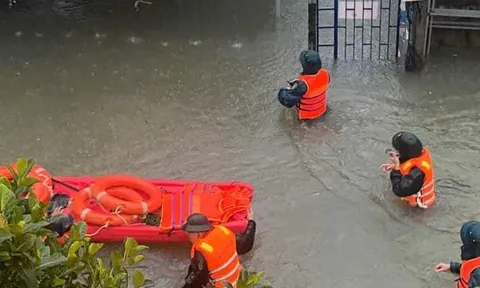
191 225 241 288
41 235 67 245
296 69 330 120
399 148 436 209
457 257 480 288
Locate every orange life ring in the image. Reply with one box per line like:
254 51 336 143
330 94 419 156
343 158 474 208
88 174 162 215
0 164 52 203
107 187 143 203
71 188 138 226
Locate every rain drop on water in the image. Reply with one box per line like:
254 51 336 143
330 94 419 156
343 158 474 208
231 41 243 49
95 33 106 39
188 40 202 46
127 36 144 44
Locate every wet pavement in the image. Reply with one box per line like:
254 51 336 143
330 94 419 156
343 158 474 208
1 0 480 287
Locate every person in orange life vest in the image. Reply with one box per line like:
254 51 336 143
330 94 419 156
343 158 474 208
181 210 256 288
435 221 480 287
277 50 331 120
380 131 436 208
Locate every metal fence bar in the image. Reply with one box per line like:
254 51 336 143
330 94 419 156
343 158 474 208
308 0 318 50
334 0 339 58
310 0 401 60
361 0 365 59
344 0 347 58
370 0 374 57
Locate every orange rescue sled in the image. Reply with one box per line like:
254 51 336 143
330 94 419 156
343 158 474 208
53 176 254 243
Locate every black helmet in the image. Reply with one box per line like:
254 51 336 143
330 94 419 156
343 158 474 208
181 213 212 233
299 50 322 75
391 131 423 160
460 221 480 260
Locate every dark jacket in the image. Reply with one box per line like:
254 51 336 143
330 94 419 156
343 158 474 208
46 215 74 237
46 194 73 237
182 220 257 288
449 221 480 288
277 50 322 108
389 132 426 198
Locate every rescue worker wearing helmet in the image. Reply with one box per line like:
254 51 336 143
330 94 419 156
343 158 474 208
435 221 480 287
277 50 330 120
380 132 436 209
181 210 256 288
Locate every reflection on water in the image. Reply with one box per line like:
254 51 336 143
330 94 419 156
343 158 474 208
1 0 480 287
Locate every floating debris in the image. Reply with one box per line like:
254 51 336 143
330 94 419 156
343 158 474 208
8 0 16 10
231 41 242 49
95 33 107 39
188 40 202 46
134 0 152 11
127 36 144 44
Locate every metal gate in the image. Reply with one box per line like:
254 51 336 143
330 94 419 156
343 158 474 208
308 0 401 60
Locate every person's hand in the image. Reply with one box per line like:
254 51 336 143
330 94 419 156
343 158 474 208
51 207 64 217
435 263 451 272
247 207 254 220
380 163 396 172
286 80 298 90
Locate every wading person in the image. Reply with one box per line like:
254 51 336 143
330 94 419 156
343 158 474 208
380 131 436 209
435 221 480 287
181 210 256 288
277 50 330 121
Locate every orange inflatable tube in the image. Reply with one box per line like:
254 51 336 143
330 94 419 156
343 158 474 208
71 188 138 226
89 175 162 215
106 187 143 203
0 164 52 203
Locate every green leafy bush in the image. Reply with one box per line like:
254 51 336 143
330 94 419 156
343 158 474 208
0 158 148 288
222 269 273 288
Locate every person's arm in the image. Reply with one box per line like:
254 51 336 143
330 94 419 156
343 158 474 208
45 215 74 237
182 250 210 288
389 167 425 197
235 220 256 255
277 80 308 108
450 261 462 274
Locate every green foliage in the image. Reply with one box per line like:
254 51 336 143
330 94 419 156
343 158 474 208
0 158 148 288
222 269 273 288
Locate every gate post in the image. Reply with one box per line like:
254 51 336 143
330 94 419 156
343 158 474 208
308 0 318 51
276 0 281 18
333 0 338 59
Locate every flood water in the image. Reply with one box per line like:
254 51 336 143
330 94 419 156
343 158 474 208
2 0 480 287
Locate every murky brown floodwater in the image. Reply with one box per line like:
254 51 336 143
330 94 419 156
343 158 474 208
2 0 480 287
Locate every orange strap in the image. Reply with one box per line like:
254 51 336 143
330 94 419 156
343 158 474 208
160 184 252 231
218 187 251 223
160 183 202 231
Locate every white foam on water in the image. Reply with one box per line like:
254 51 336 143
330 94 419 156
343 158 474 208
188 40 202 46
231 41 242 49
